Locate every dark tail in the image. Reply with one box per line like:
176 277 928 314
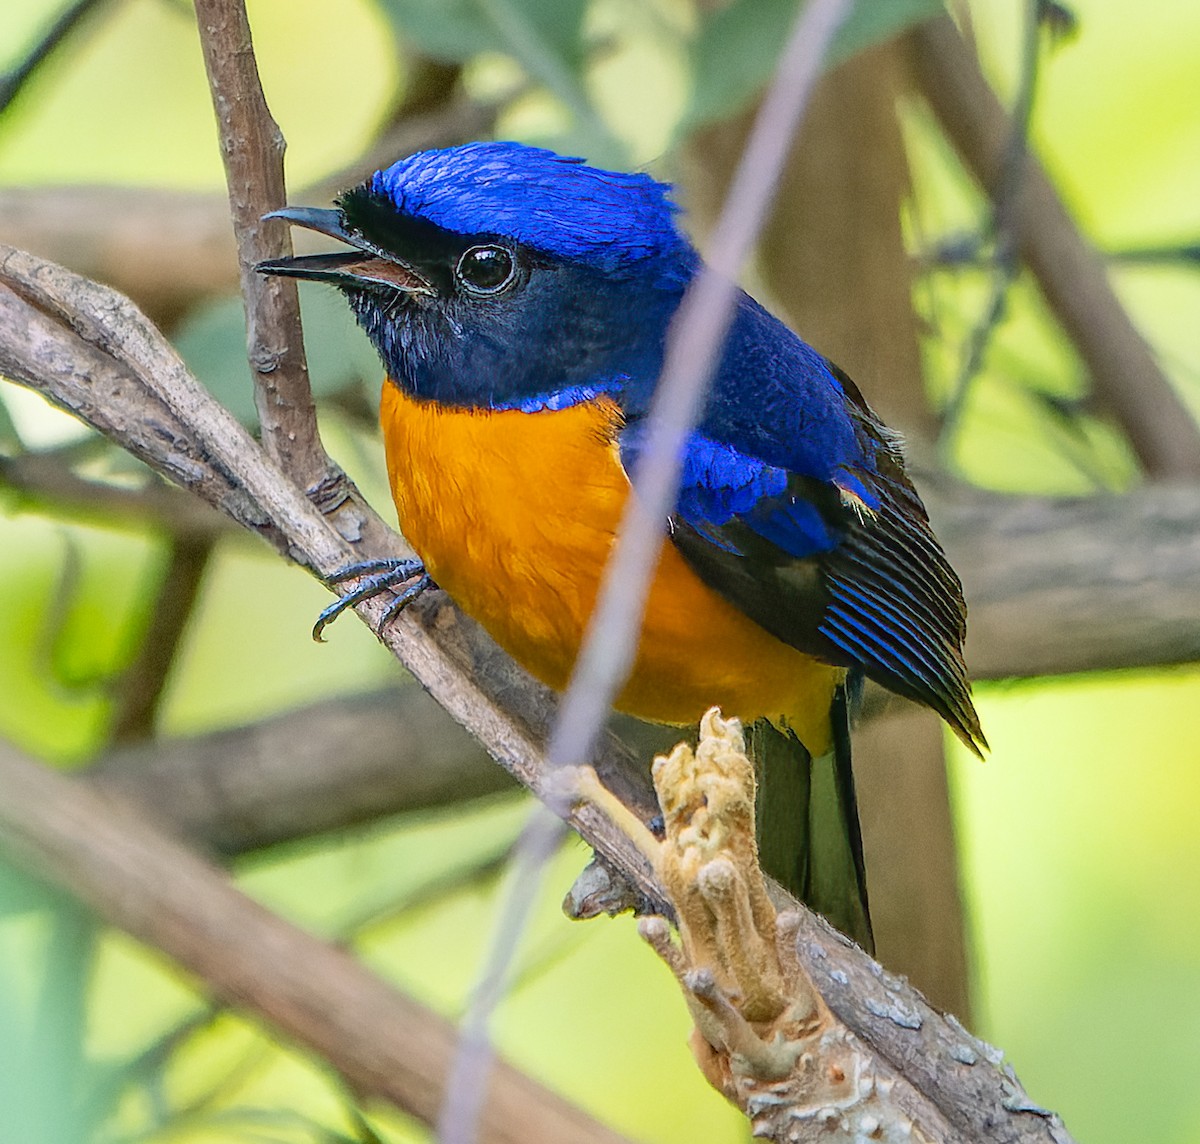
751 684 873 951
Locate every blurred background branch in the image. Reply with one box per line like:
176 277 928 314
0 736 635 1144
910 13 1200 479
1 0 1198 1141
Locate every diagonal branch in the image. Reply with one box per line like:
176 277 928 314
0 245 666 912
909 15 1200 480
0 0 110 116
0 737 633 1144
0 237 1077 1144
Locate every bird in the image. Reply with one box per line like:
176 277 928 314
258 141 985 950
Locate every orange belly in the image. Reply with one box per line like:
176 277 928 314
379 381 841 753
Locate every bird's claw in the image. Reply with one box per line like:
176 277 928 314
312 557 434 642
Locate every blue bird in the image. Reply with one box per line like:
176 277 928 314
260 141 985 949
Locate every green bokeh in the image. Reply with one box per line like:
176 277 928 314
1 0 1198 1141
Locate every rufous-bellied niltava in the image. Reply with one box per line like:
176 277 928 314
259 141 985 950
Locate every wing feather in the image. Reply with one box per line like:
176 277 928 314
623 373 985 755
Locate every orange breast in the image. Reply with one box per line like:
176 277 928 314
379 381 841 753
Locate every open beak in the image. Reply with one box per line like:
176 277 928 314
257 207 434 295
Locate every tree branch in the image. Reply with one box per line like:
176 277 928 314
0 245 666 911
909 15 1200 480
192 0 326 486
932 482 1200 678
0 243 1081 1144
88 687 513 856
0 738 633 1144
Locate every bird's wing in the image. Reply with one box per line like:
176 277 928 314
618 360 985 756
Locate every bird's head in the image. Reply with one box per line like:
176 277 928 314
258 141 695 408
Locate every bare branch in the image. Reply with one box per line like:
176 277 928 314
107 533 215 743
909 15 1200 480
0 186 237 327
0 738 633 1144
192 0 326 486
933 483 1200 678
88 688 513 856
0 279 280 544
0 246 666 911
0 243 1093 1143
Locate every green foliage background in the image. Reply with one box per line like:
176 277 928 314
1 1 1198 1142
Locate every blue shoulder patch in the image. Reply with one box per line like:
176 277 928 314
676 433 788 526
368 142 686 269
622 426 838 560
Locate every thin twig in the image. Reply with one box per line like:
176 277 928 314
436 1 855 1140
910 14 1200 479
0 0 111 117
939 0 1043 444
437 804 567 1144
107 533 215 744
192 0 327 487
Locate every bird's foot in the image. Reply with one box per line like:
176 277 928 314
312 557 435 642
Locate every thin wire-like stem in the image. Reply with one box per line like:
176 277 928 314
553 0 855 775
436 1 854 1140
436 806 566 1144
913 14 1200 478
0 0 109 117
938 0 1043 443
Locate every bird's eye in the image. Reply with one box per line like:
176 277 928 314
455 245 517 296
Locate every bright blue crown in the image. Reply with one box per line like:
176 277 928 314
367 142 686 268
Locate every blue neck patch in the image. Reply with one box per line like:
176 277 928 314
489 377 629 414
367 142 687 270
